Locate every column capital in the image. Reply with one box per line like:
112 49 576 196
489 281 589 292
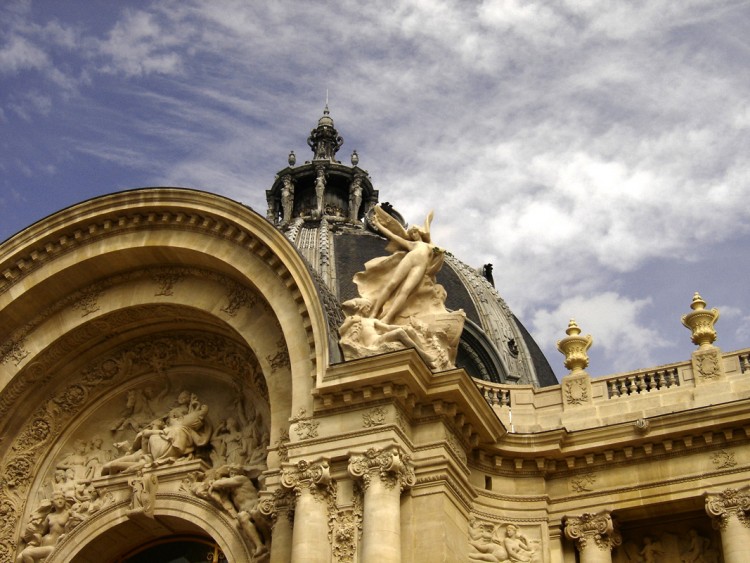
564 510 622 551
705 487 750 530
281 459 332 502
348 446 415 492
258 488 295 526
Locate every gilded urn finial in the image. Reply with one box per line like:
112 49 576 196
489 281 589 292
557 319 593 374
681 292 719 349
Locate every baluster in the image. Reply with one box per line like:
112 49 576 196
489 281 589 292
667 369 678 387
648 372 657 391
637 374 648 393
658 370 666 390
608 380 620 398
500 389 510 407
628 376 638 395
741 354 750 373
619 378 629 396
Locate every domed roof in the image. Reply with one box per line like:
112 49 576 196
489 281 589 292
265 109 556 386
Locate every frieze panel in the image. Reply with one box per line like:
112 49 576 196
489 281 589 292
614 523 720 563
469 519 542 563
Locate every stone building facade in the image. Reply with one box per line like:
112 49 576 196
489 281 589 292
0 110 747 562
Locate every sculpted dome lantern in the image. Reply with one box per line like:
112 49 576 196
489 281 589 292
266 108 556 386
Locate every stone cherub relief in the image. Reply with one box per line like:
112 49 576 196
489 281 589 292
339 205 465 371
468 519 541 563
16 379 271 562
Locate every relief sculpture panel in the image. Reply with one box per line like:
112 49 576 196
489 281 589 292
8 331 271 563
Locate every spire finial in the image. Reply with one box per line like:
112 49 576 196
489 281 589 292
324 89 329 115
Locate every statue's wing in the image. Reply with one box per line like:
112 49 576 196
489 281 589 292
374 205 409 240
424 210 434 235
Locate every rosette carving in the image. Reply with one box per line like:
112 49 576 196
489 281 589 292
348 446 415 492
705 487 750 530
564 510 621 551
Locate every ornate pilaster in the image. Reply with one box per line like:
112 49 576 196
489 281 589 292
705 487 750 563
564 511 621 563
281 459 333 563
348 446 415 563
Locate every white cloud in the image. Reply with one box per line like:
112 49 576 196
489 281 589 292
95 9 190 77
0 35 48 73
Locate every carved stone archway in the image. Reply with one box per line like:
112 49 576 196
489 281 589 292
0 188 334 562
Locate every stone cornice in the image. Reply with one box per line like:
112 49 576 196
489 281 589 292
475 399 750 476
318 349 507 444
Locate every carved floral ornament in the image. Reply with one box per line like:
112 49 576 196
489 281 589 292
705 487 750 530
347 446 415 492
563 510 622 551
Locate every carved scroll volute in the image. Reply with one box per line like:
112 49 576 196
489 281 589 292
705 488 750 530
281 459 332 501
563 511 622 551
348 446 415 492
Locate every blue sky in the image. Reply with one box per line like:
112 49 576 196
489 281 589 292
2 0 749 379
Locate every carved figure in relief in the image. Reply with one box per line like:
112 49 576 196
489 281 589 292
280 175 294 224
110 388 156 433
468 521 540 563
339 299 442 367
340 206 464 371
102 390 212 475
85 436 110 478
314 167 326 217
128 470 157 518
640 537 664 563
681 529 714 563
215 417 248 466
348 175 363 222
468 519 508 562
503 524 538 562
57 439 89 481
208 466 268 558
16 492 71 563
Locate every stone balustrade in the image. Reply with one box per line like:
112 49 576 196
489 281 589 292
473 347 750 432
